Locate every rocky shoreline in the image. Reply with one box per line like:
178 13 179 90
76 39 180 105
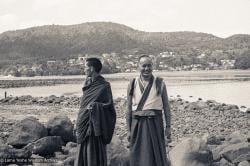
0 78 83 88
0 96 249 166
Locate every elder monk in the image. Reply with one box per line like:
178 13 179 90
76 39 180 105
126 55 171 166
74 57 116 166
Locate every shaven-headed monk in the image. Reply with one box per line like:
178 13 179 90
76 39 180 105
74 57 116 166
126 55 171 166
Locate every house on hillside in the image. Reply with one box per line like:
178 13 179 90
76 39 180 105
31 64 40 71
191 64 203 71
110 52 117 57
207 62 219 70
159 51 175 58
220 59 236 69
127 61 137 67
198 53 206 59
47 60 64 69
102 53 111 58
68 59 76 65
47 60 56 66
159 63 168 70
77 56 85 65
183 65 192 70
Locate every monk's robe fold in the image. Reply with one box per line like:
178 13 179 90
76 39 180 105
130 112 168 166
90 102 116 144
75 75 116 166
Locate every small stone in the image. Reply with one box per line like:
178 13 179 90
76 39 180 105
219 158 234 166
238 161 250 166
220 142 250 164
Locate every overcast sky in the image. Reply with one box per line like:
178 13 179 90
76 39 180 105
1 0 250 38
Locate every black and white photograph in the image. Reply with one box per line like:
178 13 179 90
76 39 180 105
0 0 249 165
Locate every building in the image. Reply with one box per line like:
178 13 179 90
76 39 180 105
77 56 85 65
68 59 76 65
159 51 175 58
198 53 206 59
47 60 56 66
220 60 236 69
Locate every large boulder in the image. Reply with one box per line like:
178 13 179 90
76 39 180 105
31 136 63 156
47 115 74 143
233 153 250 164
220 142 250 164
238 161 250 166
219 158 234 166
7 117 48 148
169 137 213 166
210 144 228 162
226 131 249 144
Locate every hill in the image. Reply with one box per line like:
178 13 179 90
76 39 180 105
0 22 250 67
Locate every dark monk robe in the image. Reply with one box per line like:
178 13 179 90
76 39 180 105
75 75 116 166
126 76 171 166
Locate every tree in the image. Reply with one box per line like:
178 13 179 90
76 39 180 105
3 66 20 76
22 69 35 77
101 59 113 74
235 50 250 69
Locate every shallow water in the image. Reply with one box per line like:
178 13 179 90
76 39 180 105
1 70 250 109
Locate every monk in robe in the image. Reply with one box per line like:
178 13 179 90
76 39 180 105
74 57 116 166
126 55 171 166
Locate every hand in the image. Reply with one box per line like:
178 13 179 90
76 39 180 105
165 127 171 143
127 134 131 142
127 132 131 148
73 123 77 137
87 102 95 110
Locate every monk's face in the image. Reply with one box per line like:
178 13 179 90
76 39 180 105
84 62 94 77
138 56 153 79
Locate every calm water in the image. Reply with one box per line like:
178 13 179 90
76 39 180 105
1 70 250 109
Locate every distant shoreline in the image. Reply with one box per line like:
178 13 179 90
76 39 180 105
0 69 250 88
1 69 250 80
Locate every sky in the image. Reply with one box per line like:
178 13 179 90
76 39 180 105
0 0 250 38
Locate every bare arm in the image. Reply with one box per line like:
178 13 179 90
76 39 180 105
126 82 133 133
161 82 171 139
